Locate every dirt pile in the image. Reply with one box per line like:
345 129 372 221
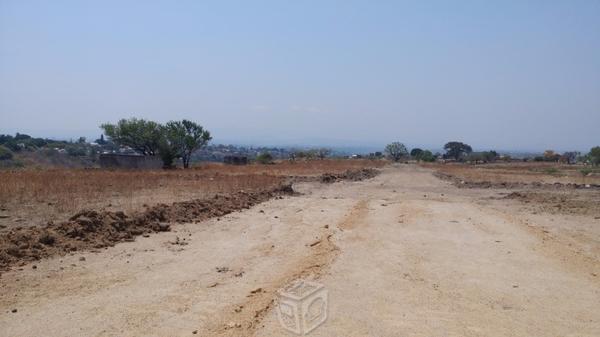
0 184 295 271
320 168 380 183
502 190 600 217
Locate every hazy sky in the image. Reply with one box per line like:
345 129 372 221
1 1 599 152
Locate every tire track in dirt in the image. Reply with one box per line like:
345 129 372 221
475 204 600 284
206 199 369 337
337 200 369 230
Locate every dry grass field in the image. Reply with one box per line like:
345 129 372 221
0 159 384 230
422 162 600 218
421 161 600 185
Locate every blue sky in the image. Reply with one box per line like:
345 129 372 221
1 0 599 152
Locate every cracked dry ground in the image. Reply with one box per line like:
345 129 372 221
1 165 599 337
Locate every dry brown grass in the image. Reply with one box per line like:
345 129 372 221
421 162 600 186
0 159 384 228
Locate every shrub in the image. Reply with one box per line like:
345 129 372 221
410 148 423 158
256 152 274 164
0 145 14 160
419 150 436 162
65 145 87 156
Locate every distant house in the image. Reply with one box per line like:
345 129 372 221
223 155 248 165
99 154 162 169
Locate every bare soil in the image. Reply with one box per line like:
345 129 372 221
0 168 381 272
427 163 600 218
0 183 295 271
0 165 598 337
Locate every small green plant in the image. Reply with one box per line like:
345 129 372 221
579 168 592 176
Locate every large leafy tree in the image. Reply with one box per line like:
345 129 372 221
410 148 423 158
444 141 473 161
419 150 436 162
100 118 162 155
162 120 212 168
385 142 408 162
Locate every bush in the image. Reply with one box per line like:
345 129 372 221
410 148 423 158
0 145 14 160
256 152 274 164
419 150 436 162
65 144 87 156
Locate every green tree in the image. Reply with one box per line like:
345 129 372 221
444 141 473 161
419 150 435 162
385 142 408 162
101 118 162 155
157 138 178 168
162 120 212 168
410 148 423 158
589 146 600 166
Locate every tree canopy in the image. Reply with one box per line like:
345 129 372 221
444 141 472 161
101 118 162 156
101 118 211 168
162 120 212 168
385 142 408 162
410 148 423 158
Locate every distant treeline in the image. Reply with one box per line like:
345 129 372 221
384 141 600 166
1 130 599 168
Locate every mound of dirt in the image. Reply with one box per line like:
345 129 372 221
320 168 380 183
0 183 296 271
502 190 600 217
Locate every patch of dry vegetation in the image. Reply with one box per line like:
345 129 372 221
422 162 600 186
422 162 600 218
0 159 383 271
0 159 384 229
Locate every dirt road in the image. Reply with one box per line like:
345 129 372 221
1 165 599 336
